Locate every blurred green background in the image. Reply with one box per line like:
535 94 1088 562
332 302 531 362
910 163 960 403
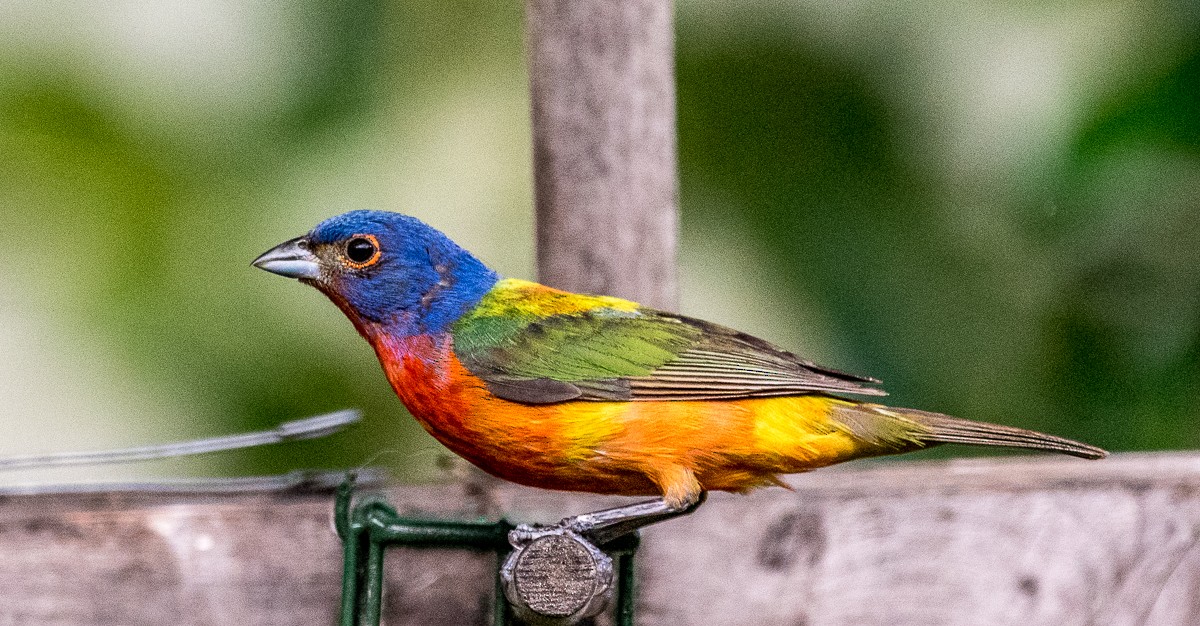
1 0 1196 486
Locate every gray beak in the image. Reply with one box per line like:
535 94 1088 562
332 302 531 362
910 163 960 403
252 236 321 280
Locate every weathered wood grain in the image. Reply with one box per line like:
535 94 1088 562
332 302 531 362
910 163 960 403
525 0 680 311
1 453 1197 625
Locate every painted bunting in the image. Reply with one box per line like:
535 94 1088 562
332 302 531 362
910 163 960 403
254 210 1105 519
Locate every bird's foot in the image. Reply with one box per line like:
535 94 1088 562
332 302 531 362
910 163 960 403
501 521 616 624
502 495 707 623
508 515 597 548
509 492 707 548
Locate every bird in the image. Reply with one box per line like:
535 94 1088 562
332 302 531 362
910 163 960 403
253 210 1106 527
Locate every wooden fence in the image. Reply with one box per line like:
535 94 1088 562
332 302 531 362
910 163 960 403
2 453 1197 624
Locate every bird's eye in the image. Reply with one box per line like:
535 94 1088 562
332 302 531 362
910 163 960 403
343 235 380 269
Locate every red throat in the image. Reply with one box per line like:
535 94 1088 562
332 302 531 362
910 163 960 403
365 332 480 438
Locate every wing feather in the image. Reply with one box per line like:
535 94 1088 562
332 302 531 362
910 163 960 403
452 281 885 404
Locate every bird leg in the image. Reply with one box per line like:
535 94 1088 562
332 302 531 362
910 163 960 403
511 491 707 547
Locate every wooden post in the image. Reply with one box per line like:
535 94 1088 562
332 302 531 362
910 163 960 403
526 0 680 311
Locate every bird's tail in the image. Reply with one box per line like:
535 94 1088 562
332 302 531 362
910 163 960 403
833 404 1108 460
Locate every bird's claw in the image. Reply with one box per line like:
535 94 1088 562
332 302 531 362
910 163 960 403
561 514 598 535
508 515 597 547
508 522 543 545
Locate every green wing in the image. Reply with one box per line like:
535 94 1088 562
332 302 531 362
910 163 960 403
452 282 886 405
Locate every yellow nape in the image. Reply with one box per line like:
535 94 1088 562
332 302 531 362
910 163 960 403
472 278 641 318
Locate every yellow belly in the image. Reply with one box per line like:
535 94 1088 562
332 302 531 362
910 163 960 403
449 393 873 497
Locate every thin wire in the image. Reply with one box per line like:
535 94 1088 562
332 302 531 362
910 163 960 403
0 467 389 496
0 409 361 471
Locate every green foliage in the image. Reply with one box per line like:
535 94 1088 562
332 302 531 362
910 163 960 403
0 1 1195 483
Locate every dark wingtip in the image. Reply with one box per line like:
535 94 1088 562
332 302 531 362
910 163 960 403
1073 445 1109 460
857 386 889 397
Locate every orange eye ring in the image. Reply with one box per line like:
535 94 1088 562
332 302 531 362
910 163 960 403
342 234 381 269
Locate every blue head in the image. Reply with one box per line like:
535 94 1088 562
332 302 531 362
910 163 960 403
253 210 499 336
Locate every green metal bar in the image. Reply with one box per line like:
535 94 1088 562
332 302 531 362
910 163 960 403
493 547 511 626
363 537 386 625
335 476 355 540
340 528 363 626
616 549 637 626
601 532 640 556
336 476 640 626
367 516 511 548
338 477 362 626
